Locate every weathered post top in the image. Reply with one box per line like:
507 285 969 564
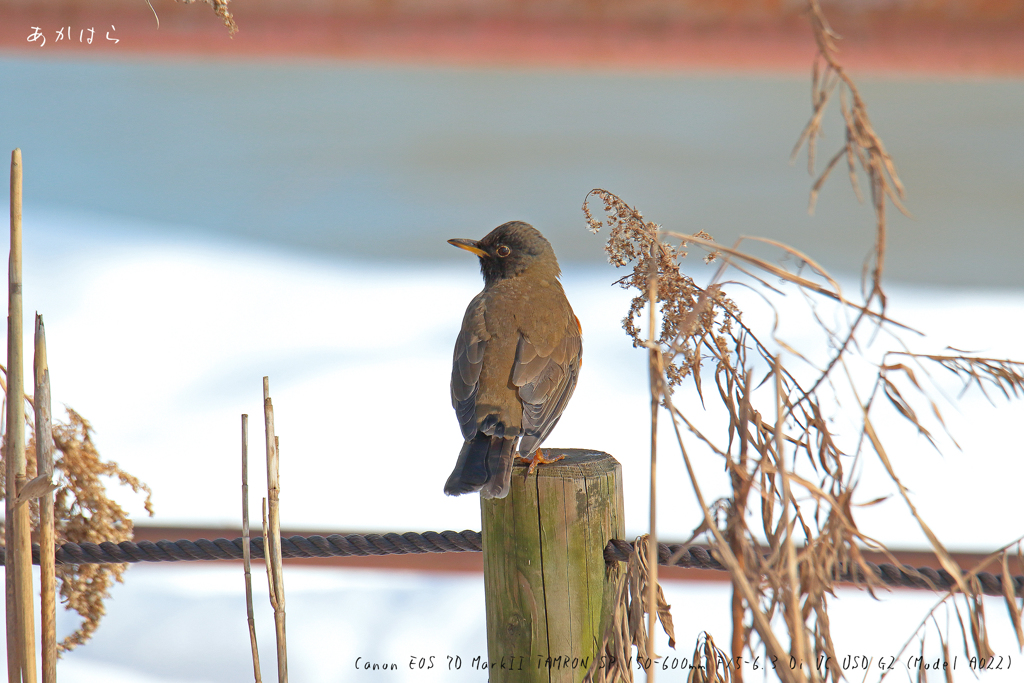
481 448 625 683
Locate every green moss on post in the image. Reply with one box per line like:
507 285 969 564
481 449 625 683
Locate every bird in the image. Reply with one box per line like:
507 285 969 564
444 221 582 499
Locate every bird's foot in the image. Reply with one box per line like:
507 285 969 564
518 448 566 476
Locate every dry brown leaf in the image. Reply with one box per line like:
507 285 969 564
13 472 59 507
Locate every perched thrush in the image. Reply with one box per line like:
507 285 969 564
444 221 582 499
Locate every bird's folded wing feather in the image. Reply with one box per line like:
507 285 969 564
451 295 489 440
512 321 582 450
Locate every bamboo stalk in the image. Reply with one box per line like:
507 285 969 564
263 378 287 683
241 414 262 683
6 147 37 683
34 315 55 683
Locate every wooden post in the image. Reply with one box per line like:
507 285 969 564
481 449 624 683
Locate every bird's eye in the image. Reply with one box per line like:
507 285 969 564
496 245 511 257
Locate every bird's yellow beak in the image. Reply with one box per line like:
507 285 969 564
447 238 488 258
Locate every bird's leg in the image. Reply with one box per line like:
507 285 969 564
519 448 566 476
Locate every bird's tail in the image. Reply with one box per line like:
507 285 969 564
444 434 516 498
480 437 516 500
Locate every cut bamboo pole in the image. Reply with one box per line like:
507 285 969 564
241 414 262 683
34 315 55 683
262 378 287 683
6 147 37 683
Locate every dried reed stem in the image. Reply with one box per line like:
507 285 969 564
6 148 36 683
646 241 660 680
263 378 287 683
661 388 797 683
260 497 286 682
262 497 273 602
35 315 56 683
774 356 812 683
584 0 1022 665
241 414 262 683
4 149 17 683
729 372 754 683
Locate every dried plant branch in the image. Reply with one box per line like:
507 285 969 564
148 0 238 35
1003 548 1024 650
50 409 154 651
586 176 1024 682
576 3 1022 680
584 533 682 683
0 402 156 653
795 0 908 309
187 0 238 35
774 356 814 682
886 537 1024 679
843 359 970 598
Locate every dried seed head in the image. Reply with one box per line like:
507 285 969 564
2 406 154 653
584 189 737 390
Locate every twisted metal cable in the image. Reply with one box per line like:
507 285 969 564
10 531 484 565
2 531 1019 598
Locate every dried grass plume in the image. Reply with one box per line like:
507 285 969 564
1 400 154 653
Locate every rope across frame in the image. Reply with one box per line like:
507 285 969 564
3 531 1020 598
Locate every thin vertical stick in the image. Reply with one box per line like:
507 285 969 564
35 315 55 683
646 240 659 682
263 378 287 683
241 414 262 683
272 435 286 678
6 147 36 683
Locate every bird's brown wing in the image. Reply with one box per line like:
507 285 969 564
451 294 489 440
512 318 582 456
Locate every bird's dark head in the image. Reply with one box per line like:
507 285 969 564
448 221 560 288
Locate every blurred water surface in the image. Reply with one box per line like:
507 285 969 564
1 56 1022 286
